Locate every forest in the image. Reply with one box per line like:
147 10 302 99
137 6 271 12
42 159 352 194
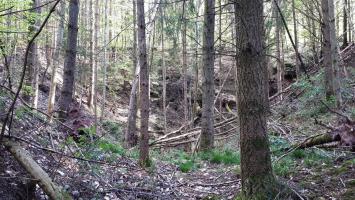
0 0 354 199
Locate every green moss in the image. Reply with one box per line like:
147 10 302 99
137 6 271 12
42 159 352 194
98 140 125 155
291 149 306 159
179 160 195 173
102 120 122 139
333 166 348 175
273 158 295 177
346 179 355 187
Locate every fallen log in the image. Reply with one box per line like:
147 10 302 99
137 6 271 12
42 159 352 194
2 137 71 200
150 116 237 146
297 133 336 149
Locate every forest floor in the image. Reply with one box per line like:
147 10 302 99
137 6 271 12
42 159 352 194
1 64 355 199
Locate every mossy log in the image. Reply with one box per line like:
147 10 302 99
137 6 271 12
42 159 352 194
2 138 71 200
298 133 336 149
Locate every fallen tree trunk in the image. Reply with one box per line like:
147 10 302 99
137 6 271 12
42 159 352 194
297 133 336 149
150 116 237 146
2 137 71 200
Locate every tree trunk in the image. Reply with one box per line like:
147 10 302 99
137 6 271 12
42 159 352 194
274 0 284 101
47 0 66 119
137 0 150 167
235 0 289 198
218 0 223 115
92 0 100 134
292 0 300 79
182 0 188 131
125 0 139 148
58 0 80 118
199 0 216 151
192 0 200 125
343 0 348 48
348 0 352 42
321 0 342 107
160 3 167 133
31 0 41 109
88 0 95 108
25 0 41 107
101 0 108 121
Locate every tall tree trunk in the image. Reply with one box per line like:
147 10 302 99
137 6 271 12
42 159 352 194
321 0 342 107
218 0 223 114
48 0 66 119
343 0 348 48
137 0 150 167
88 0 95 108
101 0 108 120
348 0 352 42
160 3 167 133
182 0 188 130
125 0 139 148
199 0 216 151
192 0 200 123
292 0 300 79
25 0 41 107
58 0 80 118
235 1 289 198
274 0 284 100
31 0 41 109
93 0 100 134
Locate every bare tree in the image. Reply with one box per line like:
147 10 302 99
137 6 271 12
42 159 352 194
199 0 216 151
321 0 342 107
125 0 139 148
58 0 80 118
47 0 65 119
137 0 150 167
24 0 41 107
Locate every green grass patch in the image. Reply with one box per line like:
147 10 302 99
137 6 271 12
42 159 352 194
98 139 125 155
199 149 240 165
102 120 122 139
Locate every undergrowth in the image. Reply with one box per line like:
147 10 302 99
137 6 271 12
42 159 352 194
269 136 334 177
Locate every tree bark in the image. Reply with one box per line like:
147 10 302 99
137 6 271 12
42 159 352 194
342 0 348 48
192 0 200 125
88 0 95 108
274 0 284 100
47 0 66 120
58 0 80 118
160 2 167 133
101 0 108 121
182 0 188 131
25 0 41 107
125 0 139 148
321 0 342 107
235 0 287 198
199 0 216 151
137 0 150 167
292 0 300 79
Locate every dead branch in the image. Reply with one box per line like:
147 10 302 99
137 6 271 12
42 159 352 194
314 118 335 130
320 101 353 124
150 116 237 146
2 137 70 200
